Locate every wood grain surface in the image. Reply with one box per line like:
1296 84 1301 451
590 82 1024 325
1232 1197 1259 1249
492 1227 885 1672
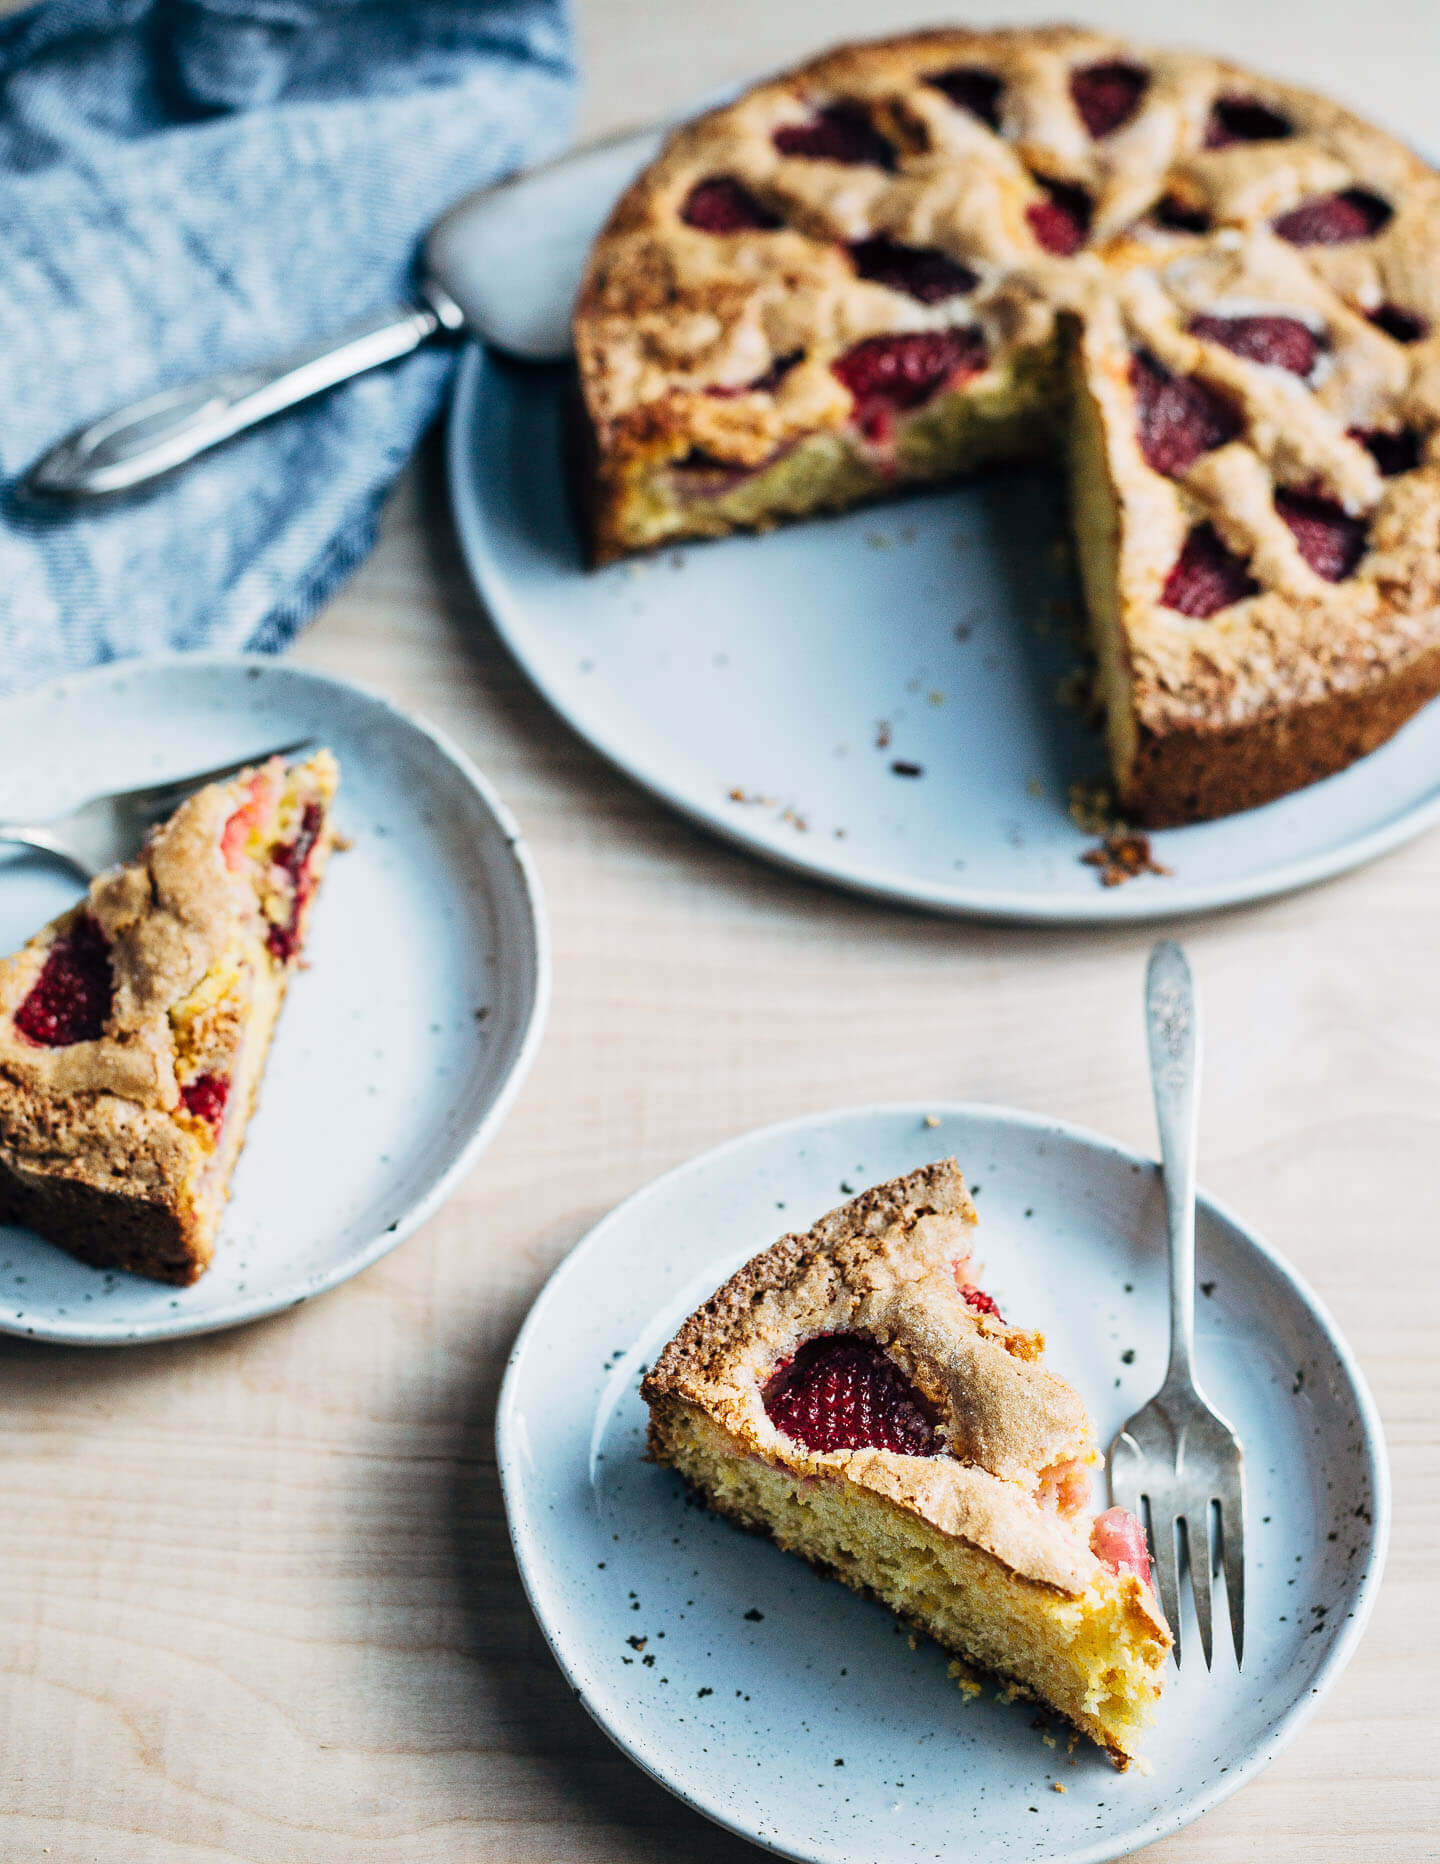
3 3 1438 1858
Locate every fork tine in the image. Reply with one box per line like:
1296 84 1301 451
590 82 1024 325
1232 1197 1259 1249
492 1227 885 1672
1185 1508 1215 1669
1148 1503 1184 1668
119 738 316 818
1220 1486 1246 1670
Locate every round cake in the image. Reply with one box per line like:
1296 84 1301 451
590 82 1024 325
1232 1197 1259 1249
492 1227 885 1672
573 25 1440 824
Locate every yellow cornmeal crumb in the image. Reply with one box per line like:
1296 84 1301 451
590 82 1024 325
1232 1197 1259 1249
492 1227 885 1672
1053 1782 1068 1794
947 1659 984 1701
923 1114 941 1128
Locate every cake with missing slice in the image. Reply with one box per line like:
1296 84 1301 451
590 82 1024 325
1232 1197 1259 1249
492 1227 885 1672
641 1158 1171 1766
576 26 1440 824
0 750 339 1284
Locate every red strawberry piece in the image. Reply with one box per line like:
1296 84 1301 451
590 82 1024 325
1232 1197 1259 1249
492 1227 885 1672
221 769 269 873
1070 61 1149 139
1275 488 1367 581
1026 180 1091 256
180 1072 230 1135
1090 1505 1153 1584
266 801 324 964
1274 189 1391 246
1203 96 1292 149
1190 312 1320 377
773 103 896 170
832 328 989 444
1152 194 1211 234
1161 524 1258 618
928 66 1003 130
14 914 113 1047
1131 352 1242 477
681 177 781 234
705 351 803 399
1366 303 1428 344
849 236 978 304
763 1334 939 1456
1350 426 1421 477
960 1283 1004 1321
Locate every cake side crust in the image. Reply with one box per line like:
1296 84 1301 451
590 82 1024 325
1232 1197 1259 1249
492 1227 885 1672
1121 633 1440 823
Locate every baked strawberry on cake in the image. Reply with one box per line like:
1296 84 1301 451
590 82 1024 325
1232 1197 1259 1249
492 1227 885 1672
642 1159 1171 1766
575 26 1440 824
0 751 339 1284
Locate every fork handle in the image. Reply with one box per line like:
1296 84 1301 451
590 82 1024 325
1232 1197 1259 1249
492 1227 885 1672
1145 940 1202 1390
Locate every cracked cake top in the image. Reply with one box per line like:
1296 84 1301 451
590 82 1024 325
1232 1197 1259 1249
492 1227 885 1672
643 1158 1153 1597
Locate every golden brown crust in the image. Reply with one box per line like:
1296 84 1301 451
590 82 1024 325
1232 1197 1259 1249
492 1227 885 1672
643 1159 1109 1592
1124 633 1440 823
0 1156 203 1285
576 25 1440 820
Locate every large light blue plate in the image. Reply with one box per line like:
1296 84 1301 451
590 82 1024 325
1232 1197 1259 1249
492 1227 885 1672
0 655 550 1344
449 346 1440 922
497 1101 1388 1863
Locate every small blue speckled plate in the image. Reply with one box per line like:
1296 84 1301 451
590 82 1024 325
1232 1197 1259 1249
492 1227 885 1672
497 1103 1388 1864
449 347 1440 922
0 655 549 1344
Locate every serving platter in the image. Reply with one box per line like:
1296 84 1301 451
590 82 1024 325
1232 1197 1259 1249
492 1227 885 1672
449 343 1440 924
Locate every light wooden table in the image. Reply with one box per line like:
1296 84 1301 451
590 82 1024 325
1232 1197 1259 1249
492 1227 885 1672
3 3 1438 1858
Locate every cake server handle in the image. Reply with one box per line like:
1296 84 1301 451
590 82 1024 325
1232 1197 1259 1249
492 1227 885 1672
20 285 465 501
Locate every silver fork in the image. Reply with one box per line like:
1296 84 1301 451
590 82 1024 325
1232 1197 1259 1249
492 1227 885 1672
0 740 315 881
1109 939 1245 1669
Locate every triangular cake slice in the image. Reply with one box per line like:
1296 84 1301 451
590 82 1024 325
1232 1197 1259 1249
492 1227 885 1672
0 750 340 1284
642 1159 1171 1766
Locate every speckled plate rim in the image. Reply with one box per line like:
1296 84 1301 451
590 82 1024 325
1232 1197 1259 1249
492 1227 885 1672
496 1100 1391 1864
448 343 1440 925
0 653 552 1347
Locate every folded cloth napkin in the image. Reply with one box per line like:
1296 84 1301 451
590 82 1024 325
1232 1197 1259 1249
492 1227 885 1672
0 0 575 694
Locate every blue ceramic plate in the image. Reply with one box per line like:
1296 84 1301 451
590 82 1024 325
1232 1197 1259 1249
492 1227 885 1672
449 345 1440 922
497 1102 1388 1864
0 655 549 1344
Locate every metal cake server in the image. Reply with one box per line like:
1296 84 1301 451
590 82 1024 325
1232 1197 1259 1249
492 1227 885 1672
0 740 314 879
21 122 673 501
1108 939 1246 1669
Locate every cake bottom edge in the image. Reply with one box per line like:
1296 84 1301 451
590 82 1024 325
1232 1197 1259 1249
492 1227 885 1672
647 1400 1167 1769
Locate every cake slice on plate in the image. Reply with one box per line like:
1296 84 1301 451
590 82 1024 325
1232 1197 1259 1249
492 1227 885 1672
642 1158 1171 1766
0 750 340 1285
